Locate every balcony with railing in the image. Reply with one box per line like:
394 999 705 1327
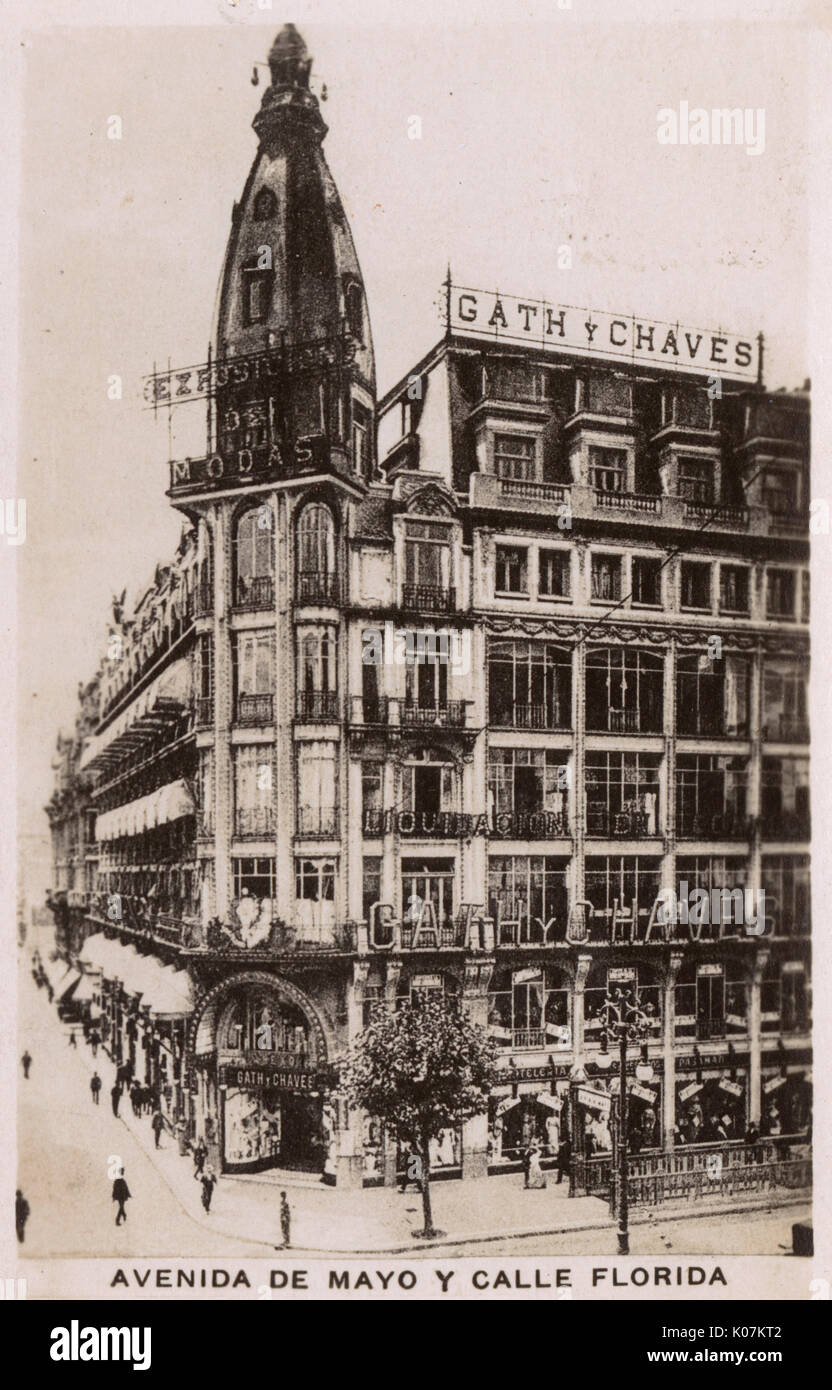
696 1015 727 1041
762 716 809 744
594 490 661 516
236 694 274 726
491 702 571 732
760 811 810 841
295 571 340 605
234 807 275 838
586 808 661 838
400 584 456 614
401 700 469 729
676 811 752 840
234 575 275 611
594 708 662 735
296 806 339 838
295 690 339 722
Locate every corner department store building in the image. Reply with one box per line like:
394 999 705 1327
46 25 811 1188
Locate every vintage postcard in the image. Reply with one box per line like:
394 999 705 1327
2 0 829 1330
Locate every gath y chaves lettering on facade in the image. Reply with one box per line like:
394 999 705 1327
45 22 810 1191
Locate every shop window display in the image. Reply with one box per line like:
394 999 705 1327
488 1086 569 1168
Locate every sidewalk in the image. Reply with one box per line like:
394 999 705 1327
70 1034 810 1254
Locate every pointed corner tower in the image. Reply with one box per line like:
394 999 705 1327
207 23 375 492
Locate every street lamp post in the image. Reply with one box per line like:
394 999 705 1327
596 987 655 1256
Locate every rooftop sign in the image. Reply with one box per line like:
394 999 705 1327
447 283 760 383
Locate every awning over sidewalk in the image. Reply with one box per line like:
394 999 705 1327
80 658 191 773
42 955 73 992
78 935 194 1018
95 778 195 842
73 973 98 1002
56 968 82 1001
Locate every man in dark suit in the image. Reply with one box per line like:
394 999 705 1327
556 1134 572 1185
112 1170 131 1225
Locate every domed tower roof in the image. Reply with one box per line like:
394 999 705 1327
214 24 374 396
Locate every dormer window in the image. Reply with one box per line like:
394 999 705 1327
678 457 714 504
253 187 277 221
495 434 535 481
345 282 364 341
242 265 272 326
590 447 626 493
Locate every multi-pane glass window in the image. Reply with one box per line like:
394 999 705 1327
761 961 809 1035
766 569 796 619
591 553 623 600
680 561 711 610
761 855 810 937
487 749 568 833
234 506 274 606
297 629 337 718
404 643 448 710
487 966 570 1051
494 434 536 481
401 858 456 940
362 858 382 933
233 746 274 837
488 639 572 729
487 855 569 944
762 468 798 516
361 764 383 833
585 857 661 937
401 751 455 821
195 633 214 724
675 857 750 939
585 752 661 836
403 521 451 593
233 857 277 900
761 758 810 837
719 565 750 614
296 742 337 836
762 660 809 741
631 556 662 606
234 631 274 723
196 747 214 835
584 963 662 1037
675 755 748 836
674 959 749 1040
296 503 336 600
538 549 570 598
678 457 714 503
589 446 627 492
495 545 528 594
585 646 663 733
676 651 749 736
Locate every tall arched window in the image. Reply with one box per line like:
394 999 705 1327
234 506 274 608
296 502 337 602
297 629 338 720
345 282 364 341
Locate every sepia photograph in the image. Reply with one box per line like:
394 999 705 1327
3 0 828 1331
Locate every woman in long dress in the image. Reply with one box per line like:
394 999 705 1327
527 1138 547 1189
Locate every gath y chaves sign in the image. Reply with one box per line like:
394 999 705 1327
448 285 760 382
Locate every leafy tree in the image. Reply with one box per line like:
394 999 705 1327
339 993 499 1238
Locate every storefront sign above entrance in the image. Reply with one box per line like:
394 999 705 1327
220 1064 326 1093
447 283 760 383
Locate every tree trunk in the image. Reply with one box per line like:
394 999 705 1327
419 1127 435 1238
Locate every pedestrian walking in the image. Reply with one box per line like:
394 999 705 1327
90 1031 99 1058
192 1138 207 1176
151 1110 165 1149
68 1030 76 1048
15 1190 30 1244
110 1082 121 1117
198 1167 217 1213
556 1134 571 1185
112 1170 131 1225
90 1072 101 1105
521 1140 532 1189
130 1082 142 1118
21 1051 31 1079
280 1191 291 1248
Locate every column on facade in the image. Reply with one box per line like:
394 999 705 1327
571 954 592 1064
662 952 684 1148
337 960 372 1189
568 632 587 941
661 634 678 914
381 959 403 1185
748 948 770 1126
461 960 494 1179
274 490 294 924
212 506 232 919
747 643 764 918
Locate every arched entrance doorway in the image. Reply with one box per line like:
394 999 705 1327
190 973 332 1175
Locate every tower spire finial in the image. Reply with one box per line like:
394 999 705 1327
253 23 327 144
